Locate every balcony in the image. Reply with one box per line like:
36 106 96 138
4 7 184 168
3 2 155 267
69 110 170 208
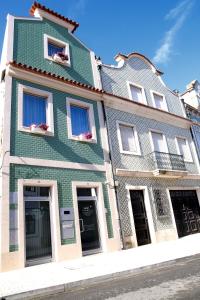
147 151 187 178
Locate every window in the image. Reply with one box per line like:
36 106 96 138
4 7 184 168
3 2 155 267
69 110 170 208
23 93 46 127
44 34 70 66
151 91 168 111
127 82 147 104
151 131 168 153
176 137 193 162
70 105 90 136
117 122 141 155
66 98 97 143
18 84 54 136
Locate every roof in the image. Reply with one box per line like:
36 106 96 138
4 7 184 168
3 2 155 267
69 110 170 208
9 61 102 94
30 2 79 33
114 52 163 75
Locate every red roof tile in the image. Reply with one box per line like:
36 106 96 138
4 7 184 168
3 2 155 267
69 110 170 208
30 2 79 33
9 61 103 94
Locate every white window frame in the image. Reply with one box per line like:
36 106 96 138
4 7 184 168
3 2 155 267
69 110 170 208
117 121 141 155
150 90 168 111
66 98 97 143
18 84 54 136
149 130 169 153
127 81 147 105
175 136 193 163
44 34 70 67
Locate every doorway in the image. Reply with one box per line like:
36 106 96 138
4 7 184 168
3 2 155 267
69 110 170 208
130 190 151 246
24 186 52 265
77 188 101 255
170 190 200 237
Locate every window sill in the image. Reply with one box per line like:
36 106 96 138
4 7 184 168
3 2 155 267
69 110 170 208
69 135 97 144
45 56 70 67
19 127 54 137
120 150 141 156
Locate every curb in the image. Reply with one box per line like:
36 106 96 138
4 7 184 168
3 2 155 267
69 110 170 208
3 254 200 300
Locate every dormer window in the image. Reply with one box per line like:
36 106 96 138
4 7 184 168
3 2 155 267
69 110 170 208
127 81 147 104
151 90 168 111
44 34 70 66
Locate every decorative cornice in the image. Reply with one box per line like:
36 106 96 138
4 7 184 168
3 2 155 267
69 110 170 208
114 52 163 75
30 1 79 33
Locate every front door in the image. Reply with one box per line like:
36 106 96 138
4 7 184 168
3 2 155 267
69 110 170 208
130 190 151 246
170 190 200 237
78 200 100 254
25 200 52 264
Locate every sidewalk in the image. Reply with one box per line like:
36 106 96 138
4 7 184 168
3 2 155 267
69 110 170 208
1 233 200 299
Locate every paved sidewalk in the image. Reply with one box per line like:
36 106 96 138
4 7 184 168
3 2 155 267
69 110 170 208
1 233 200 299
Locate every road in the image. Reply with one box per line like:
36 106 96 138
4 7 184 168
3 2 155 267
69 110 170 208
41 254 200 300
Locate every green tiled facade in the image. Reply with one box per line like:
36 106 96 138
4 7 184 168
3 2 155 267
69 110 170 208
10 78 104 165
10 164 114 249
13 18 94 86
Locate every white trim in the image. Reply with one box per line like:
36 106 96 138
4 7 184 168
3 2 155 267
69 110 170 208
18 84 54 136
9 156 106 172
150 90 168 111
34 8 75 32
66 97 97 143
90 51 102 89
166 187 200 238
72 181 108 254
126 185 156 246
127 81 147 105
116 121 141 155
18 179 60 267
43 34 70 67
175 136 193 163
0 14 14 71
149 130 169 153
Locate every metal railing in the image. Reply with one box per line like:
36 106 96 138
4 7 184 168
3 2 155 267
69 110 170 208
147 151 186 171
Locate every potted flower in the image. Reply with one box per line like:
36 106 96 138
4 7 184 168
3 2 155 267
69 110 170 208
78 132 92 141
30 124 49 134
53 52 69 64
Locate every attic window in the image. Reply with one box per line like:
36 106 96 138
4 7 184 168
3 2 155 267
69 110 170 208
44 34 70 66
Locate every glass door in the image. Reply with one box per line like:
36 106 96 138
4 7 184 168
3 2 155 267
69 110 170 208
78 199 101 254
25 200 52 264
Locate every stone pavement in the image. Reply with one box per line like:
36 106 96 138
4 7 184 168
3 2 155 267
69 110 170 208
0 233 200 299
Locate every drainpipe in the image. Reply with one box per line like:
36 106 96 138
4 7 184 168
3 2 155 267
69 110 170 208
100 100 125 249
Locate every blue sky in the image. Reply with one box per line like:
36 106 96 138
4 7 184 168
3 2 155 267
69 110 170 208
0 0 199 92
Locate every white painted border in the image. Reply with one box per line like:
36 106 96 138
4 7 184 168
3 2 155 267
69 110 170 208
18 179 60 267
66 97 97 143
72 181 108 254
43 34 70 67
127 81 147 105
116 120 141 155
150 90 168 112
166 186 200 238
18 84 54 136
9 156 106 172
175 136 193 163
126 185 156 246
90 51 102 89
149 129 169 153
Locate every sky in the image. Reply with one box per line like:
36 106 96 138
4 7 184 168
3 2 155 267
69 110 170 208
0 0 199 92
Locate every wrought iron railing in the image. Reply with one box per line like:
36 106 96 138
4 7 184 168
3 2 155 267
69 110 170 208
147 151 186 171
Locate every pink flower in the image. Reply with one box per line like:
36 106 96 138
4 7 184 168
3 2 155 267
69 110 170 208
84 132 92 139
39 124 49 131
56 52 69 61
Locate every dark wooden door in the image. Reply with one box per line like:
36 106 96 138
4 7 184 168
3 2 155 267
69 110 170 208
170 190 200 237
130 190 151 246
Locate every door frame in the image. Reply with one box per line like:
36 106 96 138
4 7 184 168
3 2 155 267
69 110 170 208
126 185 156 246
167 186 200 238
18 179 60 267
72 182 108 255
